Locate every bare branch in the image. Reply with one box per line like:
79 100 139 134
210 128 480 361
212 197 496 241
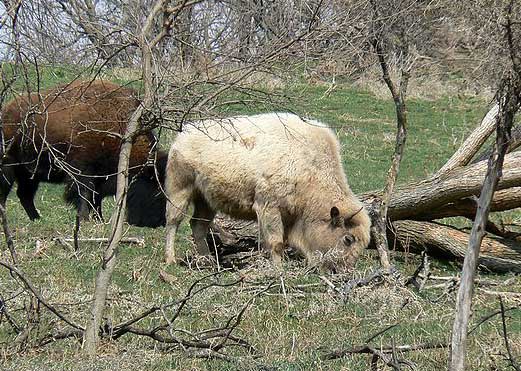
0 260 84 331
435 104 499 178
499 296 521 371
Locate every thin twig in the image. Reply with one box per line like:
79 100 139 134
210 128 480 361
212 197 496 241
0 204 17 265
499 296 521 371
0 260 84 331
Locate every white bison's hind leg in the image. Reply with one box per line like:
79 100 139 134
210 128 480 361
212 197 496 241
190 196 216 257
165 185 193 265
254 199 285 269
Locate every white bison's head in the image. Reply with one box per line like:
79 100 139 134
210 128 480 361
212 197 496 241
305 205 371 273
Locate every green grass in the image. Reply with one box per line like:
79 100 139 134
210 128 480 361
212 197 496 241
1 74 520 371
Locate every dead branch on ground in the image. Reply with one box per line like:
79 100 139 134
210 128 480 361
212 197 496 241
106 273 272 360
321 322 446 368
0 260 84 331
0 267 268 361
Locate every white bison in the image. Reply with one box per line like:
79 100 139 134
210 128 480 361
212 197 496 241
164 112 371 271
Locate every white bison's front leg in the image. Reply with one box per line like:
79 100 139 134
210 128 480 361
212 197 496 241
165 186 193 265
254 199 285 269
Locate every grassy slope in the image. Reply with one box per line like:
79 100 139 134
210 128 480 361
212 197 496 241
1 76 520 371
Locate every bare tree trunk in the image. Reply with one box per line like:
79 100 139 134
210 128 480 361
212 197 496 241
449 5 521 368
449 102 515 371
174 0 194 68
82 106 143 354
83 0 179 354
235 0 255 62
367 1 412 271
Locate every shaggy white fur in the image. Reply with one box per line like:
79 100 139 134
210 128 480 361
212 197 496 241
165 112 371 270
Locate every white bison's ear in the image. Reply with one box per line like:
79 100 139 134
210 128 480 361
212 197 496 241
330 206 341 226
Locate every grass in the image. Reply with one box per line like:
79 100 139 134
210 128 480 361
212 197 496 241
1 73 520 370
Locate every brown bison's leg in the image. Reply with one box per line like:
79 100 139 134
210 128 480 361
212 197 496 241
67 175 97 221
190 196 216 256
13 166 40 220
16 179 40 220
165 186 193 265
253 199 285 269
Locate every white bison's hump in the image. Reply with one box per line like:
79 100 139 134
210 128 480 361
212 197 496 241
176 112 337 152
169 112 350 220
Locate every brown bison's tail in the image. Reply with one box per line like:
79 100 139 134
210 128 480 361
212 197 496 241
126 151 167 228
62 152 167 227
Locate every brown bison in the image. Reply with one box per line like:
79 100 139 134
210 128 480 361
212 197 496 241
1 80 166 227
164 112 371 271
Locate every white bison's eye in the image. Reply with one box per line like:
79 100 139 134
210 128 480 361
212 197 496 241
343 234 355 246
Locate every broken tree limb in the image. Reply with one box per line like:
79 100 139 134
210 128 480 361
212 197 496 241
0 260 85 331
389 220 521 273
434 104 499 178
361 151 521 221
418 187 521 221
473 124 521 163
322 341 447 361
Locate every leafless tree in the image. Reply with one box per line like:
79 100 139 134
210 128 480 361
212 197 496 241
449 2 521 370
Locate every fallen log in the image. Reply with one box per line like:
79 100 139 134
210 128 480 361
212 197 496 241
418 187 521 221
361 151 521 221
389 221 521 273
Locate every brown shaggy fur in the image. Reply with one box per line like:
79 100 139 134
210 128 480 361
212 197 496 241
1 80 166 226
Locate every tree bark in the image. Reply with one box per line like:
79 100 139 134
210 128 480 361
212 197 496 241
0 204 17 265
449 116 512 371
83 105 143 354
416 186 521 221
390 220 521 273
367 0 412 271
83 0 177 354
434 104 499 178
360 151 521 221
472 124 521 163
